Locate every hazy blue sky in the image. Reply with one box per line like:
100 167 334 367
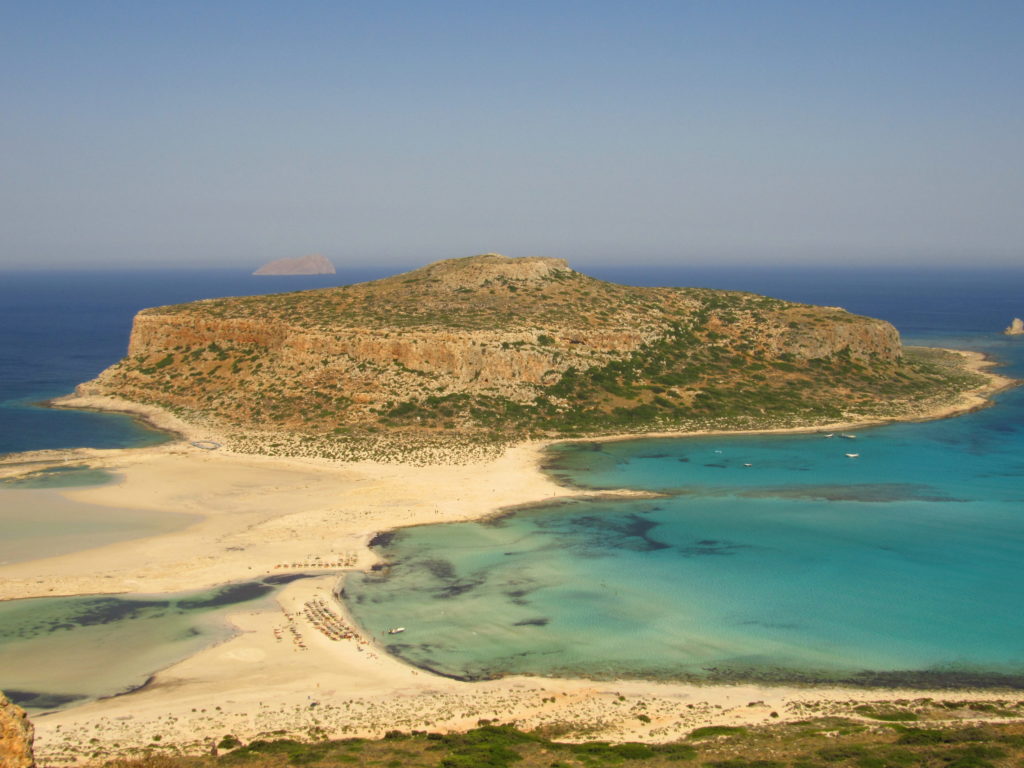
2 1 1022 270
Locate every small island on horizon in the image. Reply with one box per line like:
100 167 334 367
253 253 336 276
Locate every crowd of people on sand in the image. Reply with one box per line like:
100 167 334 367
272 552 359 570
273 617 309 651
271 598 379 658
302 598 358 641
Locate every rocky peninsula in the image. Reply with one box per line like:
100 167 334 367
72 254 990 463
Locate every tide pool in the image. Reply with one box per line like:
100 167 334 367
345 334 1024 687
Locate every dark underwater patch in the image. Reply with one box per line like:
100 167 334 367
368 530 398 548
514 617 550 627
532 510 672 553
678 539 750 557
620 514 670 546
262 572 315 586
735 483 964 503
381 644 488 682
434 578 486 599
176 582 271 609
420 558 457 580
5 689 86 709
593 516 665 549
68 598 169 628
480 509 516 526
505 588 533 606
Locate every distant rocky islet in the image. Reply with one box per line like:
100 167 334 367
253 253 335 275
1005 318 1023 336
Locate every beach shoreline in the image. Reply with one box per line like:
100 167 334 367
1 346 1021 763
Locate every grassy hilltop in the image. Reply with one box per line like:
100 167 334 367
83 255 985 462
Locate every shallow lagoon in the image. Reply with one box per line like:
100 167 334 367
0 577 299 712
345 334 1024 687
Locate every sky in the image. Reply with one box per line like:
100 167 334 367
1 0 1022 271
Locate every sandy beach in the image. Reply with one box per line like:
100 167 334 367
1 348 1019 764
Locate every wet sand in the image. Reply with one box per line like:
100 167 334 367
0 487 191 567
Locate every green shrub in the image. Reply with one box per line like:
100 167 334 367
689 726 747 740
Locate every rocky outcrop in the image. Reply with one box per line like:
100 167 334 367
395 253 570 288
771 312 901 362
1004 318 1024 336
253 253 335 275
0 692 35 768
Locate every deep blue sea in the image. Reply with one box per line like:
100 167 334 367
0 269 381 455
2 265 1024 692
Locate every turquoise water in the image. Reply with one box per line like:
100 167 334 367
0 576 303 713
1 465 117 489
345 333 1024 687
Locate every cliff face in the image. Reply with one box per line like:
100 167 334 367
0 692 35 768
84 254 923 453
117 311 897 397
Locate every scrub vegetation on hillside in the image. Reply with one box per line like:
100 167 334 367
85 256 991 462
90 716 1024 768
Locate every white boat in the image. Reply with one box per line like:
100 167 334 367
845 453 860 458
823 434 834 438
387 627 406 634
840 434 857 439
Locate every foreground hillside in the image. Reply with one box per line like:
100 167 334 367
81 255 987 461
64 716 1024 768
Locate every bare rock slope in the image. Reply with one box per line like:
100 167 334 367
82 254 984 461
0 692 35 768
